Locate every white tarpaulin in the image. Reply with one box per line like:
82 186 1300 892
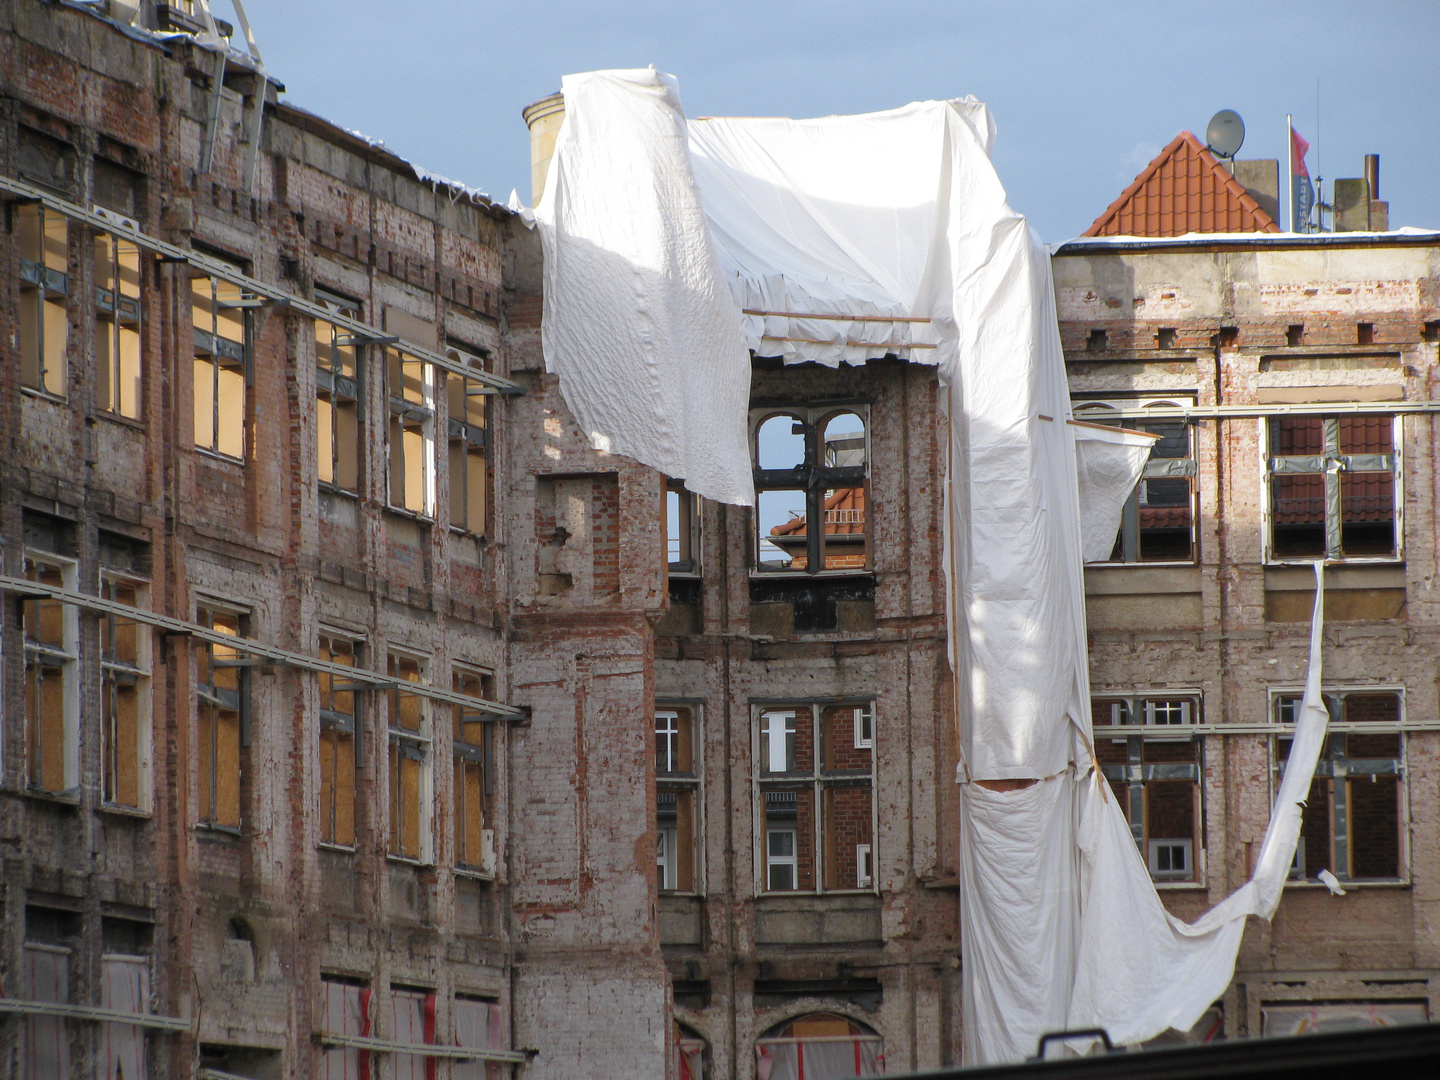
535 69 1327 1067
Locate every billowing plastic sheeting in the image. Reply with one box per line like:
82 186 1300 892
1072 423 1158 563
534 69 755 507
536 69 1327 1068
960 565 1331 1063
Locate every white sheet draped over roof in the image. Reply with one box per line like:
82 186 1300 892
533 68 1328 1066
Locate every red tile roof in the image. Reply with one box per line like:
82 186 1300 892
1083 132 1281 237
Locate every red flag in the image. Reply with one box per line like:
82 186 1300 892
1291 127 1311 178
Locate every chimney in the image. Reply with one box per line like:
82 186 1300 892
1366 154 1389 230
1364 154 1380 200
521 92 566 206
1334 154 1389 232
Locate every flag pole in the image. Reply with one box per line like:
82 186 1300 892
1286 113 1294 232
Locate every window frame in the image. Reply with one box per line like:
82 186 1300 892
387 347 437 518
752 700 877 896
314 290 364 495
194 600 250 834
1092 693 1206 885
1269 685 1408 885
22 550 80 796
665 480 701 577
16 201 71 400
1262 413 1403 565
750 405 870 576
655 703 702 896
93 231 143 420
100 570 152 812
191 267 253 461
317 629 362 850
387 650 434 864
452 663 496 875
445 346 490 537
1073 396 1199 565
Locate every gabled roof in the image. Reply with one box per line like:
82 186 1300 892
1083 131 1281 237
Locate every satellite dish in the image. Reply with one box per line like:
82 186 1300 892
1205 110 1245 159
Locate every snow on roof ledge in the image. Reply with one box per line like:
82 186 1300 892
1051 227 1440 254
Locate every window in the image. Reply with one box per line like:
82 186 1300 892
192 272 249 459
756 1013 883 1079
1267 415 1400 561
1261 1001 1428 1037
446 348 489 535
453 666 496 872
99 951 150 1080
454 996 505 1080
1075 398 1197 563
101 572 151 810
23 941 71 1079
389 986 436 1080
17 202 69 398
1093 695 1203 883
196 604 246 831
315 293 362 492
23 552 77 794
756 703 875 894
94 232 142 418
752 408 868 573
388 347 435 516
1273 689 1405 883
655 706 700 893
318 632 360 847
388 652 432 862
666 480 699 575
320 978 371 1080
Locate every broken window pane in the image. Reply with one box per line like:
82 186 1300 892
665 482 699 574
318 633 359 847
94 234 142 418
1269 415 1399 562
23 554 77 795
445 354 489 534
453 667 494 871
316 308 361 493
757 488 807 571
101 573 150 810
388 348 435 516
387 652 430 861
756 413 806 471
655 705 701 895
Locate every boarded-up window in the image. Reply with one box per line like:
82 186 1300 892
388 652 430 861
320 979 371 1080
192 272 248 459
319 632 360 847
197 605 246 831
101 572 151 809
453 667 494 871
454 996 507 1080
1275 689 1405 883
756 703 875 894
388 348 434 516
99 953 149 1080
24 943 71 1079
389 987 436 1080
316 292 362 492
95 233 143 418
656 707 699 893
446 349 489 535
17 203 70 397
23 552 77 793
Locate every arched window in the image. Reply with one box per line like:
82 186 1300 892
675 1021 707 1079
756 1013 882 1079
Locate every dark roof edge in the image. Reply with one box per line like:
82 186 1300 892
1052 230 1440 256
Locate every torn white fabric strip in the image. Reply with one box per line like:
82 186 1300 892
1072 423 1160 563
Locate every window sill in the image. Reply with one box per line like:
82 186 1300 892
22 786 81 808
384 506 434 524
98 802 153 820
453 865 495 882
21 386 68 406
1266 557 1404 568
749 570 874 581
756 890 880 899
386 854 433 869
448 526 488 541
1284 878 1411 890
1153 880 1207 891
195 823 243 840
194 447 245 467
318 483 360 500
1084 560 1198 569
318 842 357 855
659 890 703 899
95 411 146 432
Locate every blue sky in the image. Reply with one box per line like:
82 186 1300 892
233 1 1439 242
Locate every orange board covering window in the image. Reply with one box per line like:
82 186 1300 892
23 554 75 794
453 668 493 870
17 202 70 397
101 574 150 809
319 633 359 846
197 606 245 831
446 353 489 535
388 653 429 861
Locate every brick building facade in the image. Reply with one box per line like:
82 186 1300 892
0 3 1438 1079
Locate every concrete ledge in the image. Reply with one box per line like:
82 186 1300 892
1265 564 1406 590
1084 565 1202 596
755 894 882 946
